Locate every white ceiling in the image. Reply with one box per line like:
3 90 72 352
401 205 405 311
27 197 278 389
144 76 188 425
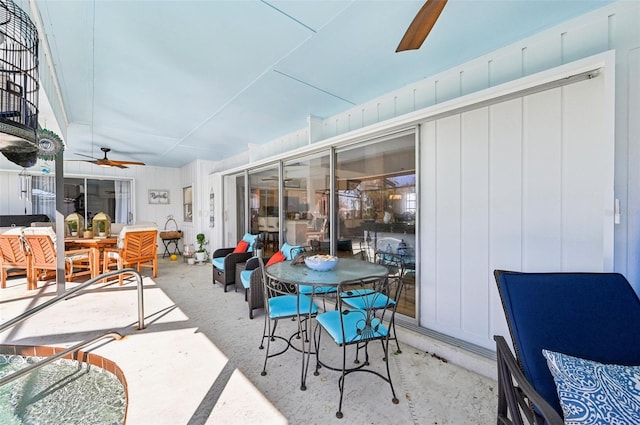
32 0 613 168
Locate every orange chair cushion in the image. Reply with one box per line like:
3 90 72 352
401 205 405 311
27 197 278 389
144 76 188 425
233 240 249 253
266 250 286 267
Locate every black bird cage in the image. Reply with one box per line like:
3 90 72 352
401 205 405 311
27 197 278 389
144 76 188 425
0 0 39 164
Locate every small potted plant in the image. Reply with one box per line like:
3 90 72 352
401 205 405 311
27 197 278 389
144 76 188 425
69 221 78 236
195 233 208 262
97 221 106 237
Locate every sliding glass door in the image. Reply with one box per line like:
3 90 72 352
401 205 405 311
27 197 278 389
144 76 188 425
282 151 331 250
248 166 280 255
224 132 417 318
335 134 416 317
223 173 245 247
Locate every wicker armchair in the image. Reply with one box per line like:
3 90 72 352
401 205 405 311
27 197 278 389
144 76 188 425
238 242 302 318
238 256 269 319
211 233 258 292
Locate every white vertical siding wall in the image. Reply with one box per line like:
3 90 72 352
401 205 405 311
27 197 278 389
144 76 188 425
179 159 217 254
626 48 640 291
209 172 224 252
420 74 611 349
0 171 31 215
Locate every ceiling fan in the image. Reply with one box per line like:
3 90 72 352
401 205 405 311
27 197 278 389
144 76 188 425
261 176 293 185
396 0 448 52
74 147 145 169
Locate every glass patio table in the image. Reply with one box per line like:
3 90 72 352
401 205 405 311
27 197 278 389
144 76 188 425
264 258 389 390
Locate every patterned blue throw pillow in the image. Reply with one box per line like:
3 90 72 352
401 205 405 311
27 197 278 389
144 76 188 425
542 349 640 424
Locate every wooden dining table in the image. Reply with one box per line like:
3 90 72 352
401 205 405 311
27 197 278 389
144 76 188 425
64 236 118 278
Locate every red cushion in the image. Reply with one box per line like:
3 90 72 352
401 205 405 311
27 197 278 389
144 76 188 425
233 240 249 253
266 250 286 267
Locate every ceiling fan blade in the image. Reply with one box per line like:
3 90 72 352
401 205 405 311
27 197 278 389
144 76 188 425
396 0 448 52
107 160 145 166
94 159 127 169
71 147 145 168
74 152 100 160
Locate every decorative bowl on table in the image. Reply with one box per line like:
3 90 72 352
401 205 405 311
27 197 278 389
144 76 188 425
304 254 338 272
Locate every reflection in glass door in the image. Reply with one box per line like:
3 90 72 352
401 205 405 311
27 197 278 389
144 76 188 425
248 166 280 255
336 134 416 317
283 152 330 251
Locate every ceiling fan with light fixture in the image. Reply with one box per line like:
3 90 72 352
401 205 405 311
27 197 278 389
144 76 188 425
396 0 448 52
73 147 145 168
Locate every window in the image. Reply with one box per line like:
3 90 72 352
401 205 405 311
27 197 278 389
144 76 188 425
405 192 416 215
33 176 133 225
183 186 193 222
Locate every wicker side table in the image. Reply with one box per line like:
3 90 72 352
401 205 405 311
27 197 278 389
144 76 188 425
235 262 247 293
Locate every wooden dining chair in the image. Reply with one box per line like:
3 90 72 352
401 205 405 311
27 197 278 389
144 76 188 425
103 225 158 285
0 227 35 290
22 227 94 284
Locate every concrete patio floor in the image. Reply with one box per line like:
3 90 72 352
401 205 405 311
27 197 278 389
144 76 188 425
0 257 497 424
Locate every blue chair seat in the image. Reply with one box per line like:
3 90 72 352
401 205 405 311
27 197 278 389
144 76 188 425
340 291 395 310
316 309 388 345
268 294 318 319
299 285 337 295
212 257 225 270
240 269 252 289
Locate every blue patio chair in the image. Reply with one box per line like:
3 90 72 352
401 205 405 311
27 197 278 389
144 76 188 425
493 270 640 425
339 251 404 358
314 274 401 419
258 256 318 389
